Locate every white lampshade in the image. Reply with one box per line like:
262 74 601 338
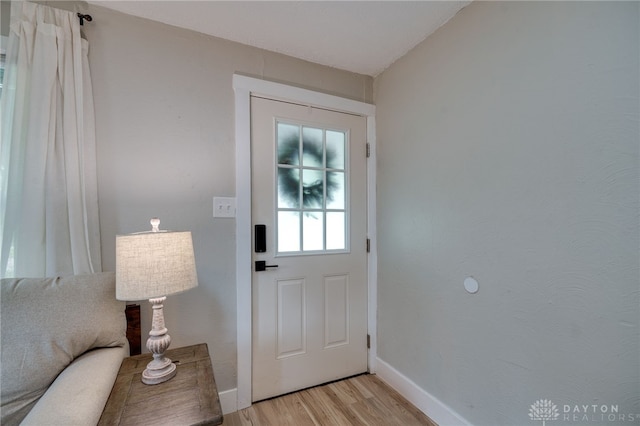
115 230 198 301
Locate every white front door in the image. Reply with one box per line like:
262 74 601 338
251 95 368 402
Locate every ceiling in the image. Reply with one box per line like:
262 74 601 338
88 1 471 76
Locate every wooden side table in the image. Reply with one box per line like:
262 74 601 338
99 343 223 426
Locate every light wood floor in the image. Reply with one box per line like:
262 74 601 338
221 374 437 426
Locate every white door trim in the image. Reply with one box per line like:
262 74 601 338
233 74 377 410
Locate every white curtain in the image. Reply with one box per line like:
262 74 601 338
0 2 101 278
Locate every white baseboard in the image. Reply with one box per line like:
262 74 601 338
375 357 472 426
218 388 238 415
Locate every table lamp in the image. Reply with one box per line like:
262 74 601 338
115 218 198 385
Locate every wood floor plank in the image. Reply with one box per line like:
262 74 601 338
236 407 260 426
222 374 436 426
348 397 397 426
275 393 316 426
328 380 361 405
346 374 376 399
321 385 367 426
355 375 436 426
307 385 361 425
253 397 283 426
296 388 343 425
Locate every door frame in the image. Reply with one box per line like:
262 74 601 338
233 74 377 410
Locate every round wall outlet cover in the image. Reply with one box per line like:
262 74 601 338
464 277 479 294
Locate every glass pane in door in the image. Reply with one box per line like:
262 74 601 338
326 130 345 170
303 213 323 251
302 127 324 168
326 212 345 250
278 211 301 252
278 167 300 208
278 123 300 166
326 172 344 209
302 169 324 209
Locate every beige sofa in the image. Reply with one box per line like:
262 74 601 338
1 272 129 425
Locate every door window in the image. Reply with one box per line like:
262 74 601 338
276 121 348 254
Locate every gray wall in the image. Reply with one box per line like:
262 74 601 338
83 4 372 393
374 2 639 425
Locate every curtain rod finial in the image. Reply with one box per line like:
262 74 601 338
77 13 92 26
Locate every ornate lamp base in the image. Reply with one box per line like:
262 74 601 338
142 354 176 385
142 296 176 385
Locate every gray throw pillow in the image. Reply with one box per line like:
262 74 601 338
0 272 127 425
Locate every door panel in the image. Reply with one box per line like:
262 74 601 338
324 274 349 348
251 96 368 401
277 278 306 358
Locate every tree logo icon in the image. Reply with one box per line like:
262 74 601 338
529 399 559 425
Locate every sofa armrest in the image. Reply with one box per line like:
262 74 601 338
20 345 128 426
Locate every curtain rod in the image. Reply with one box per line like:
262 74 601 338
77 13 93 26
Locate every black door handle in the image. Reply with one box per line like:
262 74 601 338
255 260 279 271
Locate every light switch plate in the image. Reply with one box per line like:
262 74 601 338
213 197 236 218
